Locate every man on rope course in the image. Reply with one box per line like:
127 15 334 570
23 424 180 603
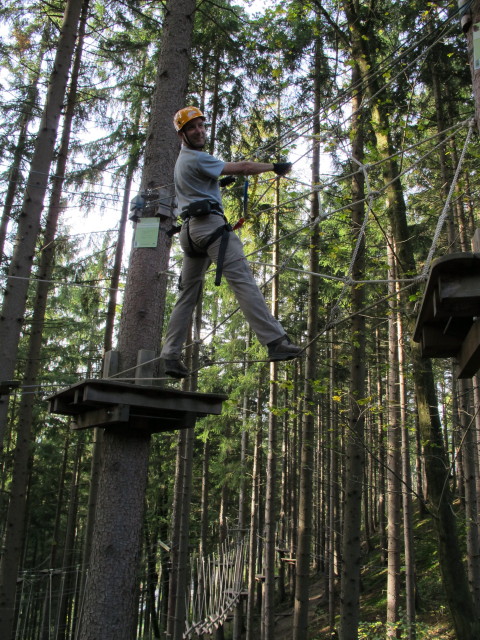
160 106 302 379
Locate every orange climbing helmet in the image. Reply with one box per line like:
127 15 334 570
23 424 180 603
173 106 205 132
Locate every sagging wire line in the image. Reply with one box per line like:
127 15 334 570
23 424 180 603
104 242 305 383
248 262 418 286
420 118 475 278
0 168 147 199
288 116 471 195
2 8 468 390
238 115 471 248
257 5 464 162
152 115 472 364
14 277 422 394
281 120 473 353
0 266 182 292
0 250 184 293
0 273 121 292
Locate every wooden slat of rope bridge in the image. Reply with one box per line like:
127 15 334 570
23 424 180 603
184 538 247 638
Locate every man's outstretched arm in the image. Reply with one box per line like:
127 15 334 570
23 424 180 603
221 161 291 176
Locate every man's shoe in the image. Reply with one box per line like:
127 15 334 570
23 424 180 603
267 336 303 362
164 359 189 379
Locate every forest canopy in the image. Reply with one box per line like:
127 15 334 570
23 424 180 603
1 1 480 640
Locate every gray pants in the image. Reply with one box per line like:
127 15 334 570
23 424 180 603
160 213 285 360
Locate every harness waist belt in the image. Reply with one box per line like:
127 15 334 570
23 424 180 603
180 199 223 220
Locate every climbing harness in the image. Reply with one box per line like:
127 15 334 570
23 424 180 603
171 199 232 286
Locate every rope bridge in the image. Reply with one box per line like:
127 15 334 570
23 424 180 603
12 536 249 640
184 536 248 638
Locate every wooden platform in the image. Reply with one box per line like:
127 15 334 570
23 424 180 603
48 378 227 433
413 252 480 378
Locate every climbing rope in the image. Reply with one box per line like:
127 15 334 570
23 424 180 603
420 119 475 278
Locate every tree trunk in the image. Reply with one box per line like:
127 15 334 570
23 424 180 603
76 2 197 638
233 391 248 640
397 294 416 640
458 378 480 610
245 382 263 640
0 24 50 263
375 328 387 566
262 170 280 640
0 0 84 451
339 51 367 640
0 3 88 635
173 418 194 640
292 36 321 639
166 428 187 639
386 246 401 638
328 332 340 634
56 438 84 640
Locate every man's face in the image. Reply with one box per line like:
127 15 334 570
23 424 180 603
181 117 206 149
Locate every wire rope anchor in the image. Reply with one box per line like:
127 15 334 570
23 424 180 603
130 188 176 222
129 193 147 222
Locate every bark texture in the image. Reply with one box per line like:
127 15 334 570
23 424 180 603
0 0 83 451
77 1 196 638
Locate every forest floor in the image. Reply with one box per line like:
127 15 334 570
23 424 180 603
218 515 457 639
269 516 456 640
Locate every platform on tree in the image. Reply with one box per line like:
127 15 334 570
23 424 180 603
48 378 227 433
413 252 480 378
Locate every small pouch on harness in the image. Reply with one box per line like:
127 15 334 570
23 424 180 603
180 199 212 220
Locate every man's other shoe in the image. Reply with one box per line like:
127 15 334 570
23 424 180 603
164 359 189 379
267 336 303 362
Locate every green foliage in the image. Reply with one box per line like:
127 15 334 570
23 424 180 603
356 616 451 640
1 1 478 636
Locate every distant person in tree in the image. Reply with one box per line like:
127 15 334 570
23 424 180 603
160 106 302 379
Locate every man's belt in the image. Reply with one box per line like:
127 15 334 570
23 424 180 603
180 199 223 220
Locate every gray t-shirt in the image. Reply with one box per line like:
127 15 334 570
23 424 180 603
174 146 225 214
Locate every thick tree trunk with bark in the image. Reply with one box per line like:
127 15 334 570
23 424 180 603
293 38 321 639
0 0 84 453
0 24 50 262
76 2 196 638
339 54 367 640
0 3 87 637
117 0 195 373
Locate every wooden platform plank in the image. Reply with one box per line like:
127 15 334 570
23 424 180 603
457 319 480 378
71 405 130 430
435 274 480 317
81 383 222 416
419 324 464 358
49 379 226 415
413 253 480 373
48 379 227 433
